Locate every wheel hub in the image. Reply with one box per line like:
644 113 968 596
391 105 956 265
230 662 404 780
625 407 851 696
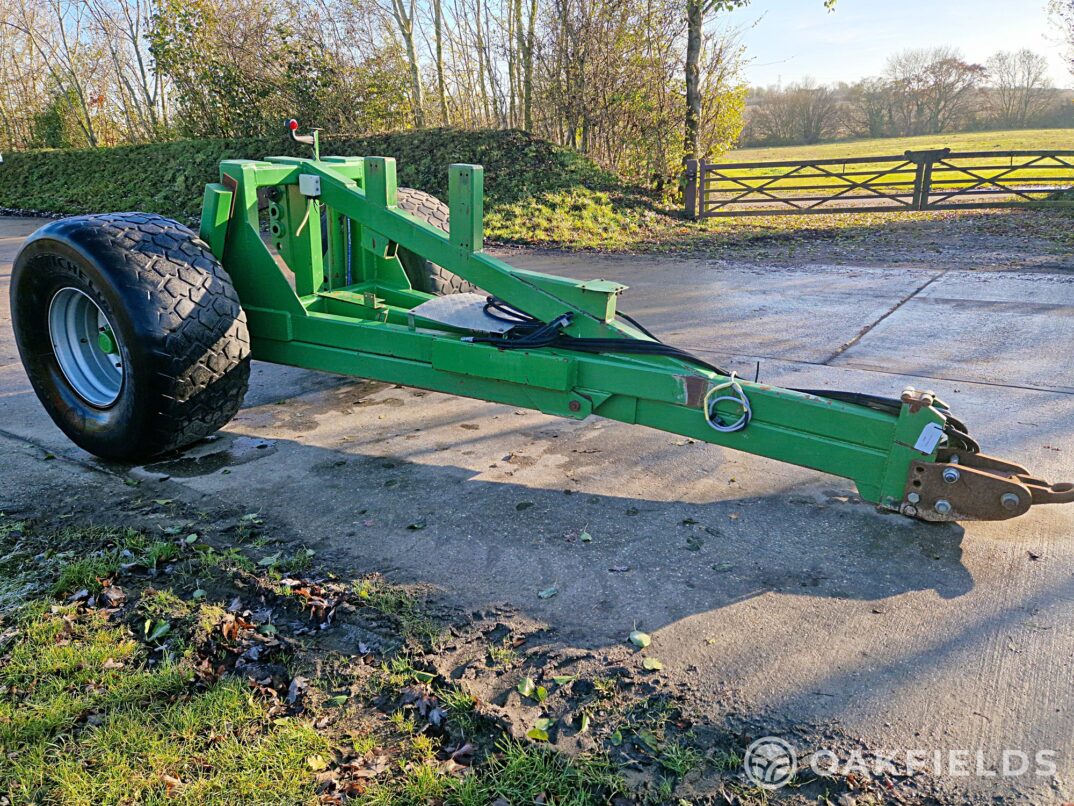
48 287 124 407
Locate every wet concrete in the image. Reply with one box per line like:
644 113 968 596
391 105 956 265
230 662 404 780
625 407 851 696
2 217 1072 803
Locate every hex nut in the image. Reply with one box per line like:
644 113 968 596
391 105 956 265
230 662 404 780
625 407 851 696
1000 492 1020 511
907 492 921 504
934 499 952 515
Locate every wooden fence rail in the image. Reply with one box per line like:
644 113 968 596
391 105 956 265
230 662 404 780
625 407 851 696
684 148 1074 218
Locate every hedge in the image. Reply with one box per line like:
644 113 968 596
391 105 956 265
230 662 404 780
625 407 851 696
0 128 619 222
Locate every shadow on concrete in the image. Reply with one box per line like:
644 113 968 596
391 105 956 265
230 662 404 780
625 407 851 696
133 427 975 645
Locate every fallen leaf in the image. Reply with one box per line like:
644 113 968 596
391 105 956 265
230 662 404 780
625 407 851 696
527 717 553 741
102 658 125 670
99 585 127 607
636 728 659 752
518 677 536 698
552 675 576 685
145 620 171 642
153 499 173 506
629 630 651 649
579 530 592 543
579 712 591 733
711 561 734 573
642 657 663 671
407 521 426 530
537 586 558 600
307 754 329 771
326 695 349 707
161 773 182 795
287 676 309 704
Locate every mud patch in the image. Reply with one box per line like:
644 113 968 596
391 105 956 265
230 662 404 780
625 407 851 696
143 435 277 478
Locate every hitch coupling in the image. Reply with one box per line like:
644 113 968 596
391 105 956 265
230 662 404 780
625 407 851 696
902 449 1074 522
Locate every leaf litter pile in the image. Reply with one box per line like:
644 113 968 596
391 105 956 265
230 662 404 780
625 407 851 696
0 500 941 805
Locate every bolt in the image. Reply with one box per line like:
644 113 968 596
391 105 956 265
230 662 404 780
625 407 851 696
1001 492 1021 511
907 492 921 504
568 400 581 412
942 467 961 484
934 499 952 515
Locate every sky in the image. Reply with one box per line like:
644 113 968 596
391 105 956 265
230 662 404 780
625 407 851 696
719 0 1071 89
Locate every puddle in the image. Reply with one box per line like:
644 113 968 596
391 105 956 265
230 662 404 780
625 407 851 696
142 436 278 478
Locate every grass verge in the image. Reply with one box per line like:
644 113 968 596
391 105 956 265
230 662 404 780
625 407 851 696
0 513 640 805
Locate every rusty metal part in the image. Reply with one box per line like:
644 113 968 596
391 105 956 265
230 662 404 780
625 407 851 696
900 386 936 414
904 451 1074 522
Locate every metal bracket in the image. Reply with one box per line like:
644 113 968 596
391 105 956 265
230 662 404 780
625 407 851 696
905 451 1074 521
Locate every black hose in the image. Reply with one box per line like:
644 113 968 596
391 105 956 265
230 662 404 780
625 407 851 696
469 298 975 450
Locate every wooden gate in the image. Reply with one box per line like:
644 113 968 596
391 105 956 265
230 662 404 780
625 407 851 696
684 148 1074 218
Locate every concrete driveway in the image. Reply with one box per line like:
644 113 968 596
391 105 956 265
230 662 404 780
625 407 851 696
2 217 1072 802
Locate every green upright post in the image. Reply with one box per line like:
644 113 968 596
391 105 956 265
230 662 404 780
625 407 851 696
363 157 397 207
449 164 483 252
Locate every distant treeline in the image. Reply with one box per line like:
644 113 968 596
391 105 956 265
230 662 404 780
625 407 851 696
741 47 1072 147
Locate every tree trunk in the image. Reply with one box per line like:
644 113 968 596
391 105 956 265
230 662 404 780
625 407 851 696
432 0 449 124
521 0 537 129
683 0 703 163
392 0 425 127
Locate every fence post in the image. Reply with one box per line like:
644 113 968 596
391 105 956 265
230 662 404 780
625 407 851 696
906 148 951 211
684 159 700 220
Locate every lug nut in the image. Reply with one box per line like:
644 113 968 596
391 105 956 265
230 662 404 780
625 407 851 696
907 492 921 504
935 499 952 515
1000 492 1020 511
942 467 960 484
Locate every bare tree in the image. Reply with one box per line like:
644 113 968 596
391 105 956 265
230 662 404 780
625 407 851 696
845 76 892 137
388 0 425 126
986 49 1054 127
750 78 839 145
886 47 984 135
4 0 105 146
1049 0 1074 77
85 0 167 141
683 0 833 162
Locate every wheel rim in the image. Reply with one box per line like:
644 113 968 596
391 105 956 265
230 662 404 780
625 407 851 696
48 287 124 407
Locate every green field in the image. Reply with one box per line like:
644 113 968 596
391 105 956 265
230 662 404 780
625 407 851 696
726 129 1074 163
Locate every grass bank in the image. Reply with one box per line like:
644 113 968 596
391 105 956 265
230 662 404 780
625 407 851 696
0 128 662 250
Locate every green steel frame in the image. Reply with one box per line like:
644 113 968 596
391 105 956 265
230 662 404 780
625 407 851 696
196 145 1071 522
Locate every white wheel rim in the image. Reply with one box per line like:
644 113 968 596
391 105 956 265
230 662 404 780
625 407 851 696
47 287 124 407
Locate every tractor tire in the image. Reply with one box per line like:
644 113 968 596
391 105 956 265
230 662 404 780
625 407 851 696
395 187 478 295
10 213 251 462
